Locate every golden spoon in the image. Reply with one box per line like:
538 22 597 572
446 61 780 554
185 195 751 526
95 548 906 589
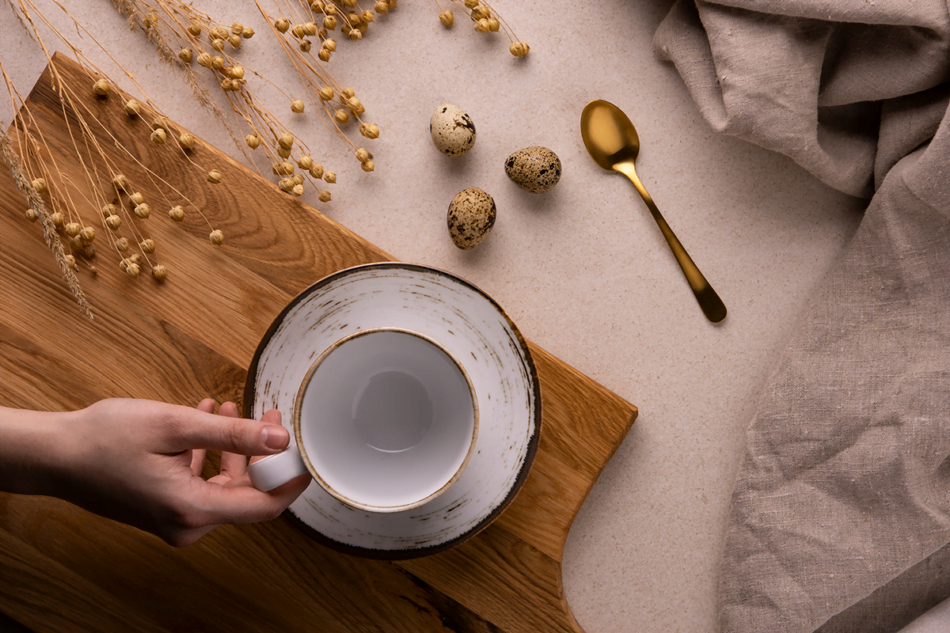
580 99 727 323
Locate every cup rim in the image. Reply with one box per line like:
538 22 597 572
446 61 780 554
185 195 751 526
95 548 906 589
292 326 480 513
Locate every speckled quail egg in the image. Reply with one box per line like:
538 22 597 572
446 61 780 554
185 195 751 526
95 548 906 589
504 146 562 193
430 104 476 157
447 188 495 249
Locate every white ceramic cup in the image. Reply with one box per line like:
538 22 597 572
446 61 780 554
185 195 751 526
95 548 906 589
248 327 478 513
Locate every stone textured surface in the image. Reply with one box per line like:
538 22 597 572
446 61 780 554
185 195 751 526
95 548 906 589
0 1 865 631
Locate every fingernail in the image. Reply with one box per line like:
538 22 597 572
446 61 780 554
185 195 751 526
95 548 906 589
261 425 289 450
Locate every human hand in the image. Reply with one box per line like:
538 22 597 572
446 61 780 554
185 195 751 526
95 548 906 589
46 398 310 547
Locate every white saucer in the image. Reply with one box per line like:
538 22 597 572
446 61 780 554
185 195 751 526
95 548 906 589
244 263 541 559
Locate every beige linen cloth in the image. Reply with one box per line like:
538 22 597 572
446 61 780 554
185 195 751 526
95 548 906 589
653 1 950 632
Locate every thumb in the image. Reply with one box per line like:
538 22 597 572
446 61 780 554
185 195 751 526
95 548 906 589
162 403 290 456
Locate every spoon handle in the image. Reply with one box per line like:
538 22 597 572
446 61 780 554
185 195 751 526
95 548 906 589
616 162 727 323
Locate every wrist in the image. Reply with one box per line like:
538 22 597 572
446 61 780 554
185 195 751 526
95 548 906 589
0 406 75 496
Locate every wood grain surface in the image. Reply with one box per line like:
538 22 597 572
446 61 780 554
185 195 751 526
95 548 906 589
0 54 636 633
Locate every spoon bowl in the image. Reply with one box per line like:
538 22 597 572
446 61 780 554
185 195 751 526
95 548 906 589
580 99 727 323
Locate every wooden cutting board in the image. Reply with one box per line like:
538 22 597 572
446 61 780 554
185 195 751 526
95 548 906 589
0 54 636 633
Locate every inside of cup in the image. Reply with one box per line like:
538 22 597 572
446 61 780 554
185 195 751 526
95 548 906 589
298 329 476 511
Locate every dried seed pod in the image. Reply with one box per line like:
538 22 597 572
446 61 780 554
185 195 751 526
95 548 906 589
129 192 145 206
65 255 77 270
297 155 314 170
474 18 491 32
169 206 185 222
90 266 98 276
304 22 318 35
211 27 229 40
275 18 290 32
134 203 151 219
355 148 370 163
50 212 65 228
318 190 332 202
309 164 325 179
130 254 143 266
106 215 122 230
150 128 167 144
334 109 350 124
211 39 226 51
292 24 306 38
25 209 38 222
324 171 337 183
126 263 141 279
300 39 312 52
101 204 117 218
209 229 224 245
510 41 530 57
348 12 362 25
464 0 478 8
318 49 331 62
83 244 96 259
197 52 213 68
292 174 305 186
323 38 337 52
280 161 295 175
319 86 334 101
291 100 305 113
93 79 110 97
69 237 83 252
65 222 81 237
348 28 362 40
207 170 223 184
311 1 325 13
31 178 47 193
487 17 500 31
119 257 130 271
113 174 131 191
116 238 130 252
361 160 375 173
359 123 380 139
471 6 490 20
246 134 261 149
341 87 355 99
374 0 389 13
124 99 142 116
232 21 244 34
325 4 338 15
140 239 155 254
230 66 245 80
324 15 338 29
278 133 294 150
439 10 454 26
152 265 167 282
228 35 242 48
279 177 294 192
242 27 255 38
292 184 305 196
188 22 202 36
178 133 195 151
362 10 375 22
179 48 193 63
277 146 292 159
142 13 158 27
212 56 225 70
80 227 96 243
347 97 365 115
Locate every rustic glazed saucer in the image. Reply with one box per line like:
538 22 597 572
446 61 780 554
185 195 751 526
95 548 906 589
244 262 541 559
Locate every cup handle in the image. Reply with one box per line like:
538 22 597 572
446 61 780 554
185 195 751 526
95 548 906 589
247 444 310 492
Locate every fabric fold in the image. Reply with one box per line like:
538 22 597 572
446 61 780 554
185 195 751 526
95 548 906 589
653 1 950 631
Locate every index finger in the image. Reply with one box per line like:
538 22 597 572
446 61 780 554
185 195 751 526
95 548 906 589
159 403 289 456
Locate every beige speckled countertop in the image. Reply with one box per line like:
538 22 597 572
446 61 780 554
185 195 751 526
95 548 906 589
0 0 865 630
